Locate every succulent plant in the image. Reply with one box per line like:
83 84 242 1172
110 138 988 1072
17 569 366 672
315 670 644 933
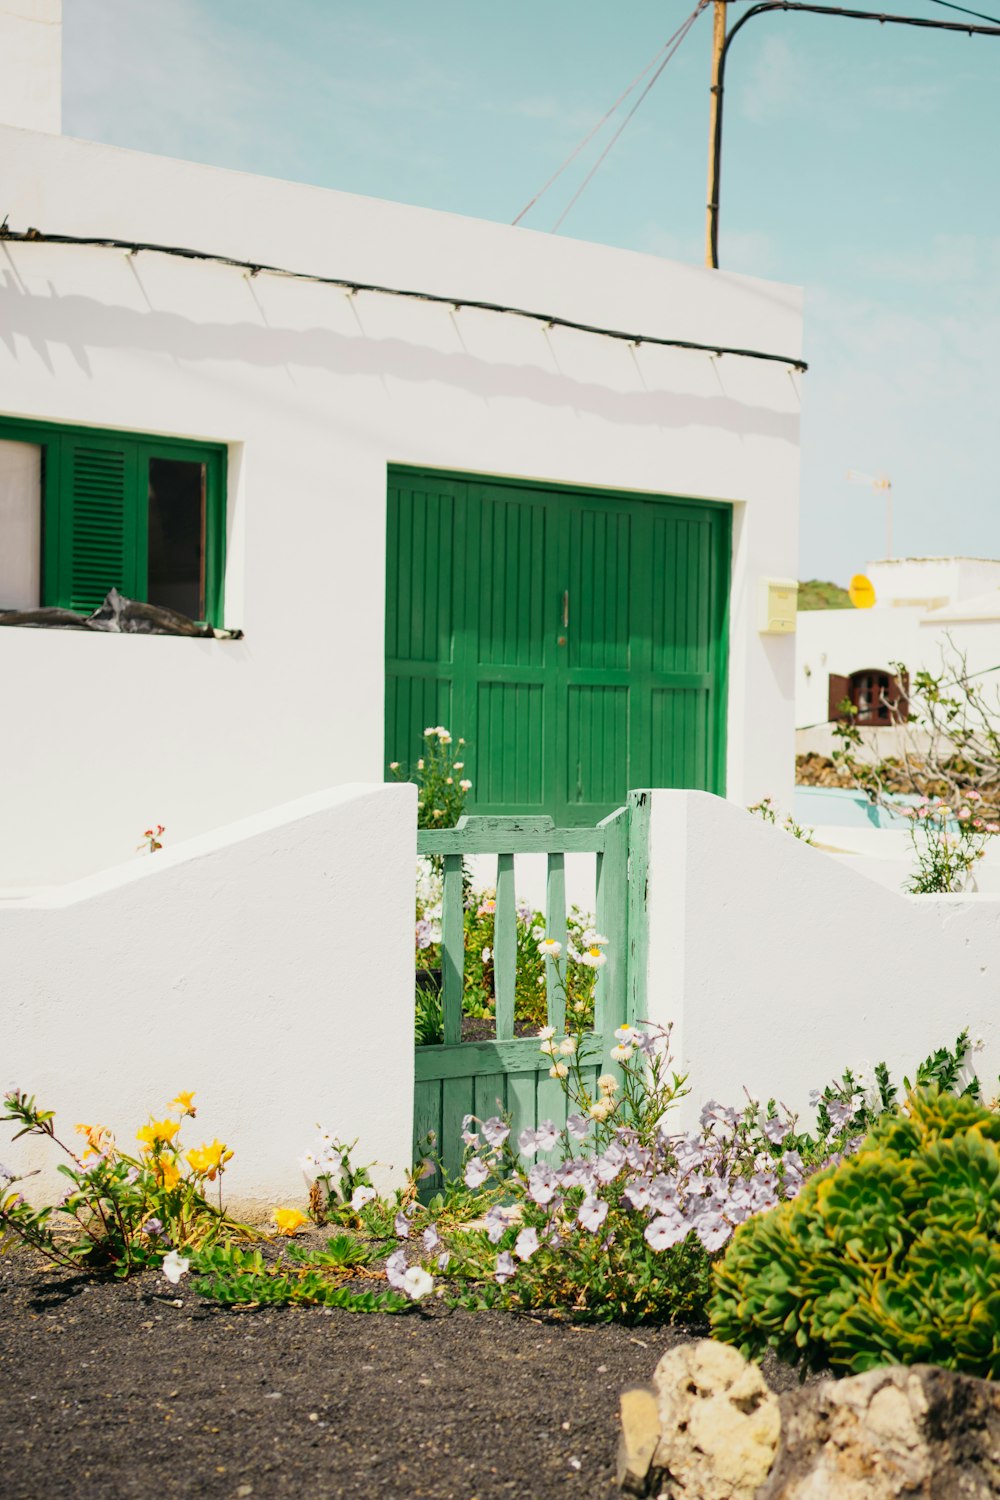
710 1087 1000 1378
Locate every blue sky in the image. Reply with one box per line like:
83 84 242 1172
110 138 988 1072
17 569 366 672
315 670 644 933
63 0 1000 584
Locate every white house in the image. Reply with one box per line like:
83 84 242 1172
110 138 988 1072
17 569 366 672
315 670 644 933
797 556 1000 751
0 2 804 890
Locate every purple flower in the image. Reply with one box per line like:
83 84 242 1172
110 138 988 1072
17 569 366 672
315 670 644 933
534 1120 560 1153
693 1211 731 1253
464 1157 489 1190
495 1251 516 1284
623 1177 652 1211
514 1226 539 1261
423 1224 440 1253
482 1116 510 1149
827 1094 865 1131
566 1113 590 1142
527 1164 559 1205
385 1249 409 1290
143 1217 165 1240
578 1196 609 1233
700 1100 739 1132
517 1128 538 1156
437 1250 451 1271
594 1144 626 1184
394 1209 412 1238
763 1114 791 1145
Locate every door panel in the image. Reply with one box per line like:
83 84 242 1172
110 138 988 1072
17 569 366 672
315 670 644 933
386 469 729 819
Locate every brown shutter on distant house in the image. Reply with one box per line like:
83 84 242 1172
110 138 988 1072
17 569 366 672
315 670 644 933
828 673 851 722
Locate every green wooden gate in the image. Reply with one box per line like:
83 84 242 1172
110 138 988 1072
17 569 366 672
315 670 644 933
385 468 730 823
414 793 649 1181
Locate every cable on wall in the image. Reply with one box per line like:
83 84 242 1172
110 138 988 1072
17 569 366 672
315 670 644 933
0 224 809 371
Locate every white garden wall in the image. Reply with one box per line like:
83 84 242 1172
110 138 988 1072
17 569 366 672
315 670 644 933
644 790 1000 1127
0 781 416 1215
0 124 802 886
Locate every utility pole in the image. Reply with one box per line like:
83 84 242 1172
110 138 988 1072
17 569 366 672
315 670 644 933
704 0 728 268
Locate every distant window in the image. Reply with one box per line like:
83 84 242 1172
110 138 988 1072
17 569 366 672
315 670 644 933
0 417 226 625
828 668 909 726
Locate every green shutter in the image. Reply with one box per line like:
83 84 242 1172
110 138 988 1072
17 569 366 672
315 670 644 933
56 437 141 612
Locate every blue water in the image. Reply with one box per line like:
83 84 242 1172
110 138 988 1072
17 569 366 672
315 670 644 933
792 786 920 830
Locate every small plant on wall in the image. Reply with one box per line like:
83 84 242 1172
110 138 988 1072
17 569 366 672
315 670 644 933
389 727 472 830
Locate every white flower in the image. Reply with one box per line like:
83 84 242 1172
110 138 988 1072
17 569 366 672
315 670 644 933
534 1120 560 1152
558 1036 577 1056
609 1045 633 1063
514 1226 539 1261
579 946 608 969
583 929 609 947
394 1209 412 1238
459 779 472 791
566 1113 590 1141
438 732 452 745
539 1039 557 1056
464 1157 489 1189
453 762 465 771
162 1249 190 1285
351 1185 376 1211
693 1211 731 1253
588 1098 613 1122
423 726 437 736
385 1249 409 1290
597 1073 619 1094
482 947 492 964
527 1164 559 1205
537 1026 555 1040
549 1062 569 1080
578 1196 609 1233
614 1025 639 1046
402 1266 434 1301
537 938 562 959
644 1213 689 1251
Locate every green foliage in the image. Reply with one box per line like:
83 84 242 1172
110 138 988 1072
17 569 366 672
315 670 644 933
389 726 471 830
710 1085 1000 1378
0 1089 250 1278
190 1242 411 1311
797 579 852 611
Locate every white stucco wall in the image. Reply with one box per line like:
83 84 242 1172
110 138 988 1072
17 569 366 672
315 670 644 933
0 1 61 133
645 790 1000 1127
0 126 802 885
1 781 417 1214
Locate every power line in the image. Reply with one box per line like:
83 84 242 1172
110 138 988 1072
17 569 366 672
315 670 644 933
512 5 707 228
0 225 809 370
552 3 709 233
929 0 1000 23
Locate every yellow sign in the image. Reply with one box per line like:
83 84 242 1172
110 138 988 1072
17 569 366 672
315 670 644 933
849 574 876 609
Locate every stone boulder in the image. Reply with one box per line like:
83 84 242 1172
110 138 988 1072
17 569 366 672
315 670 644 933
617 1341 1000 1499
651 1341 781 1499
760 1362 1000 1499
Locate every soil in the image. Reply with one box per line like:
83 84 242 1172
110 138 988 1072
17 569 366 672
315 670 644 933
0 1244 813 1500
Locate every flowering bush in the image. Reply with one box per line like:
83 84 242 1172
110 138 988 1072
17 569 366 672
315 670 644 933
899 794 999 893
0 1089 248 1277
747 796 814 844
390 726 472 830
711 1085 1000 1377
297 1131 379 1226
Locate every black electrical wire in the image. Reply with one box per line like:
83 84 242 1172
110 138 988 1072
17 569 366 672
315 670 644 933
0 224 808 371
929 0 1000 24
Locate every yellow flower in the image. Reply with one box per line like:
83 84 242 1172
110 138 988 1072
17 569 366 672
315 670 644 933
154 1157 180 1190
169 1091 197 1117
136 1119 181 1151
186 1139 233 1181
75 1122 114 1160
273 1207 308 1237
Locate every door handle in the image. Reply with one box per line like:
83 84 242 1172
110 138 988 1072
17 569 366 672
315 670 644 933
562 590 569 629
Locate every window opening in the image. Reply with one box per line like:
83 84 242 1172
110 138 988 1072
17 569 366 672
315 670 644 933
0 439 42 611
148 457 207 620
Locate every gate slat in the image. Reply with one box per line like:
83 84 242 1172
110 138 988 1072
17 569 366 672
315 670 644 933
494 852 516 1039
441 853 465 1046
545 852 567 1034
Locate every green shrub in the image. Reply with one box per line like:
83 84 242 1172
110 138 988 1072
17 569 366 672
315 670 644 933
710 1086 1000 1378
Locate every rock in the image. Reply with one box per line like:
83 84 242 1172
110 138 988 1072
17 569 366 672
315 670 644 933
759 1363 1000 1499
651 1340 781 1499
617 1385 660 1496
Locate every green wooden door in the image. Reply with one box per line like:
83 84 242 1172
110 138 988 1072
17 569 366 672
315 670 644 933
386 468 729 819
